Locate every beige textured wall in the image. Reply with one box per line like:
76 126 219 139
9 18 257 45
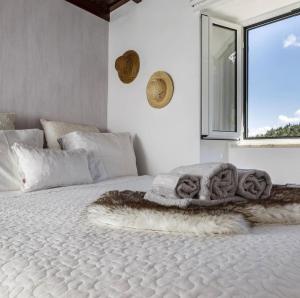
0 0 108 129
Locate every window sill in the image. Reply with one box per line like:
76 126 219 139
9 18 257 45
232 139 300 148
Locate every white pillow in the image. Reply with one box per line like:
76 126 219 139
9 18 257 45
59 131 138 182
0 113 16 130
12 143 93 192
40 119 100 149
0 129 44 191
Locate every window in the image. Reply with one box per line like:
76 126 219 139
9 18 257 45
201 15 242 140
245 11 300 139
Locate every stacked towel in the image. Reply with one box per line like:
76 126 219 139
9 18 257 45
173 163 238 201
145 163 272 208
145 163 242 207
237 169 272 200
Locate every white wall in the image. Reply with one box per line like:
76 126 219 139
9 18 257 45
229 147 300 184
108 0 201 175
200 139 300 184
200 140 229 163
0 0 108 129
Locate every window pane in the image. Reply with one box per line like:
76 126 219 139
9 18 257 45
212 24 237 132
247 13 300 138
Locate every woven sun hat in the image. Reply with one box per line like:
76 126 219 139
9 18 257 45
115 50 140 84
146 71 174 109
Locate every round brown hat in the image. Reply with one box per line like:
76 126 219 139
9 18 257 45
147 71 174 109
115 50 140 84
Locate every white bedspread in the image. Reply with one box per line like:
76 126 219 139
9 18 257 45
1 176 300 298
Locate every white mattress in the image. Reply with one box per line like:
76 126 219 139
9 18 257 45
1 175 300 298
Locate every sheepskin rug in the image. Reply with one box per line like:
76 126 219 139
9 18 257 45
87 187 300 236
242 204 300 225
88 204 250 236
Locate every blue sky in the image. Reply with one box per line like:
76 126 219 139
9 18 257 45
248 14 300 136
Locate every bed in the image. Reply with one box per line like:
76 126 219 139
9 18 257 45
1 175 300 298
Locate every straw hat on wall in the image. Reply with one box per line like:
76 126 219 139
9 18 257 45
146 71 174 109
115 50 140 84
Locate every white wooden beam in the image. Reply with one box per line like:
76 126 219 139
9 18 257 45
190 0 227 12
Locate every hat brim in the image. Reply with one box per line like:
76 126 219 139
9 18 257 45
115 50 140 84
147 71 174 109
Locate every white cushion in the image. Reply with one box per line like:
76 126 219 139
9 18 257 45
0 113 16 130
12 143 93 192
0 129 44 191
60 131 138 182
40 119 100 149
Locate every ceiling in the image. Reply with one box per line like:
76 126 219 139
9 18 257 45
192 0 300 25
65 0 141 21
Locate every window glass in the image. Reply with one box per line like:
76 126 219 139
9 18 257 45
246 13 300 138
212 24 237 132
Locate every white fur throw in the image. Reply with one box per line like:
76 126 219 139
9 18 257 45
88 204 250 236
87 187 300 236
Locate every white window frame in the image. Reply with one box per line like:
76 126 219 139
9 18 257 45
244 9 300 140
201 14 243 140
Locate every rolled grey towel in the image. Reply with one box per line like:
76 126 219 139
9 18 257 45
237 169 272 200
172 163 238 201
176 175 201 199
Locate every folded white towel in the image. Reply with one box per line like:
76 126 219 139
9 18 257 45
144 190 244 208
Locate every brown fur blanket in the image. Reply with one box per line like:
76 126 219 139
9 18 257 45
88 186 300 235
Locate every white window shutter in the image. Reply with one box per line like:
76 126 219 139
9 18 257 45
201 14 243 140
